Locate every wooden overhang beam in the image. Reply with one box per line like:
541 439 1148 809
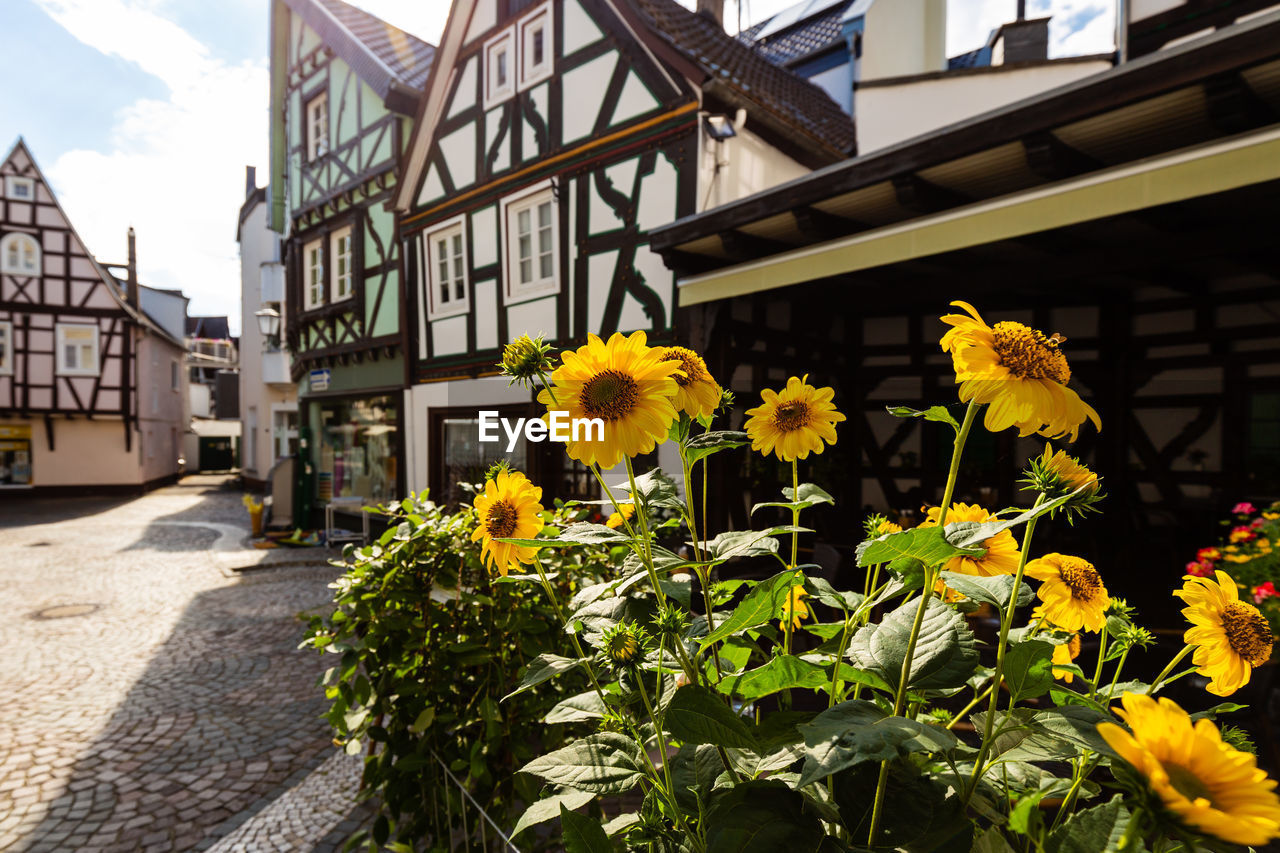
1204 71 1280 135
719 230 795 262
792 206 867 242
1023 131 1104 181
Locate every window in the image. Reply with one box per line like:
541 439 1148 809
4 177 34 201
56 323 99 376
484 28 515 108
303 238 324 309
273 407 299 459
519 6 553 89
317 396 398 505
0 321 11 375
0 233 40 276
306 91 329 161
330 226 353 302
171 359 180 391
425 218 469 319
503 186 558 301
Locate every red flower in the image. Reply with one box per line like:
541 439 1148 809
1254 582 1278 604
1234 502 1257 515
1196 547 1221 562
1185 560 1214 577
1252 517 1267 529
1230 525 1256 544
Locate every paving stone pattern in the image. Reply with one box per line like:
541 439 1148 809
0 476 365 852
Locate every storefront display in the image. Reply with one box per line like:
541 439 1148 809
315 396 397 505
0 425 32 487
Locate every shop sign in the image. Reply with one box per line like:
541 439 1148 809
309 368 331 392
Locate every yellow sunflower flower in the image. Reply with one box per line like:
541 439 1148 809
1026 553 1110 633
876 519 903 535
1099 692 1280 847
940 301 1101 441
470 469 545 577
919 502 1021 577
1174 570 1275 696
744 375 845 462
606 502 636 529
658 346 721 421
779 584 810 631
536 331 680 469
1051 633 1082 683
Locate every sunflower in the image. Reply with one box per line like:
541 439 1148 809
940 301 1101 442
779 584 811 631
536 331 680 469
1051 633 1082 683
470 469 545 576
658 346 721 421
1098 692 1280 846
744 375 845 462
606 502 636 530
1022 443 1103 520
1174 570 1275 696
1026 553 1110 633
919 502 1021 577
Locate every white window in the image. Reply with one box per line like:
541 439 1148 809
330 226 353 302
56 323 99 376
0 320 12 376
484 28 515 108
503 185 558 302
4 177 34 201
0 233 40 276
303 238 324 309
171 359 180 391
519 6 553 89
307 91 329 161
425 217 469 319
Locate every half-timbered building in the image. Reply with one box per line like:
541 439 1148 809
0 139 188 494
268 0 435 517
392 0 856 505
650 8 1280 623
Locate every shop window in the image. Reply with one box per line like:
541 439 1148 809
55 323 99 376
503 185 558 302
307 91 329 161
425 217 469 319
0 424 33 487
0 320 11 375
430 405 530 509
303 238 324 309
1 233 40 276
330 226 353 302
317 396 398 506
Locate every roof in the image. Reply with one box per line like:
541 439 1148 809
186 316 232 340
631 0 856 156
282 0 435 104
739 0 852 66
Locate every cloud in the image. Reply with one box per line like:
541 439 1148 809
348 0 452 44
32 0 267 335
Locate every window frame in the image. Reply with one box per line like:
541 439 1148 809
4 177 35 201
501 182 560 304
0 320 12 376
483 26 516 109
423 214 471 320
519 5 553 90
306 90 329 162
303 237 324 310
55 323 100 377
330 226 354 303
171 359 181 391
0 232 41 276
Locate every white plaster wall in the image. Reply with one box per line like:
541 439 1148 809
861 0 947 81
698 123 810 212
855 60 1113 153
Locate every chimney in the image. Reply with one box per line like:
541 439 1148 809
998 16 1050 62
127 227 139 309
245 165 257 199
696 0 724 27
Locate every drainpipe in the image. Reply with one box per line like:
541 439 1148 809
1114 0 1128 64
127 227 139 309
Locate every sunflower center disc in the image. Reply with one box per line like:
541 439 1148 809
773 401 812 432
1222 602 1274 665
991 322 1072 383
486 500 519 539
1166 763 1218 808
662 349 703 388
1057 557 1102 601
581 370 640 421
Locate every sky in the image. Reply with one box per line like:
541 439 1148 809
0 0 1113 335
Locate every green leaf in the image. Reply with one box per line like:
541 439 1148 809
670 743 727 809
601 812 640 837
519 732 646 793
705 528 789 561
560 803 612 853
941 488 1081 550
848 597 979 692
700 569 804 646
1046 796 1131 853
1190 702 1247 721
503 654 587 701
408 706 435 734
684 430 749 466
546 691 609 725
1007 790 1045 835
938 572 1035 609
716 655 829 701
856 526 983 569
1031 707 1117 756
796 700 958 787
499 521 630 548
512 789 595 837
620 468 683 510
806 577 862 613
972 828 1017 853
704 780 824 853
886 404 961 432
752 484 836 516
665 684 757 749
1003 641 1055 703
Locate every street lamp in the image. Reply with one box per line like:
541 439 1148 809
255 306 281 350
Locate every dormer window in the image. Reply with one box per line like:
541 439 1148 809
306 91 329 161
484 28 515 108
519 6 552 89
4 177 34 201
0 233 40 276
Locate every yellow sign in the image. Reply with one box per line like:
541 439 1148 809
0 425 31 440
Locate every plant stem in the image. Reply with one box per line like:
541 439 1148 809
1146 645 1194 694
946 684 995 731
634 659 698 846
937 401 979 528
625 456 669 613
1090 627 1109 701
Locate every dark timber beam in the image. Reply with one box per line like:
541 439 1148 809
1023 130 1104 180
662 249 724 275
891 174 970 214
792 206 867 242
720 230 794 262
1204 72 1279 135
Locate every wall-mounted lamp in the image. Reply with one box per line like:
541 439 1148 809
255 306 281 349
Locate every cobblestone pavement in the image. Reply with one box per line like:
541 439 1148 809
0 475 364 852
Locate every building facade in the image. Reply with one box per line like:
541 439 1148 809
0 139 188 494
